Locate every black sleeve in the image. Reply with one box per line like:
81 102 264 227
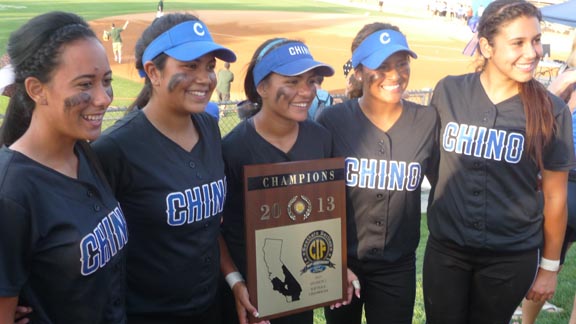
0 197 30 296
424 109 441 189
91 136 132 198
543 97 576 171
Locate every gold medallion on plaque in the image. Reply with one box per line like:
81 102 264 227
287 195 312 221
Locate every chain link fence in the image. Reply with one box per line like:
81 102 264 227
1 89 434 136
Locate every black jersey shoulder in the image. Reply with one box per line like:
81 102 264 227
433 73 477 97
316 98 358 128
103 108 218 137
222 118 331 162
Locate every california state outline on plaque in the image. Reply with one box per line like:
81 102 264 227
262 238 303 302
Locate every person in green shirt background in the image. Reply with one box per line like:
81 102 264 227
216 62 234 102
108 20 129 64
216 62 234 117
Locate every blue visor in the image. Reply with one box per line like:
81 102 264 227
253 42 334 86
140 20 236 76
351 30 417 69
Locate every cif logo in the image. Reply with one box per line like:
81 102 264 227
301 230 335 274
309 236 328 260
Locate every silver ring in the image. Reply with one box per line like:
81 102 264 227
352 279 360 289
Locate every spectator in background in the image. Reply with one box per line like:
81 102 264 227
217 62 234 103
157 0 164 17
342 59 362 99
0 54 15 97
107 20 129 63
477 4 485 17
308 76 334 121
466 4 474 23
205 102 220 121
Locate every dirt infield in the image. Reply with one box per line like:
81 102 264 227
90 10 573 101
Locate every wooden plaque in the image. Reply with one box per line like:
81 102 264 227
243 157 347 321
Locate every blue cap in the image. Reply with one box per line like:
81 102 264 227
140 20 236 76
351 30 417 69
253 41 334 86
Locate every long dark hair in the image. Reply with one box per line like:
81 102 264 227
0 11 96 146
129 13 200 111
476 0 553 170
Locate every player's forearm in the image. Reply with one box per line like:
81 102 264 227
541 203 566 260
0 296 18 323
541 170 568 260
218 234 238 276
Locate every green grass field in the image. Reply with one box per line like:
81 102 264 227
0 0 375 114
1 1 575 323
313 215 576 324
0 0 383 52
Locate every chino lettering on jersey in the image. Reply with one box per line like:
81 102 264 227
443 122 524 163
165 177 226 226
345 157 422 191
80 205 128 276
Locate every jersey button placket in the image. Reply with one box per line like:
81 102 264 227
378 136 391 157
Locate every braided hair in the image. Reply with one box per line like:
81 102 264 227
0 11 96 146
